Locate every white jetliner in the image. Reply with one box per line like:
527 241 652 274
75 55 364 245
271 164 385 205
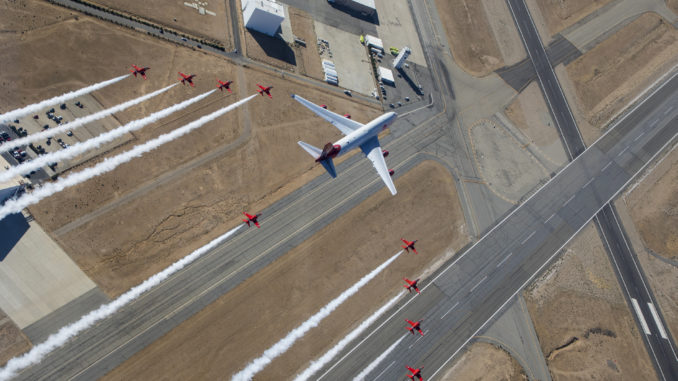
292 94 398 195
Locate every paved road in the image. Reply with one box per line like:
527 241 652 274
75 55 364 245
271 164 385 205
317 66 678 381
506 0 678 378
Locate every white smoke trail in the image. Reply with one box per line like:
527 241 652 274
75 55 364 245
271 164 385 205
0 74 129 123
294 291 405 381
0 224 243 381
0 89 215 183
0 94 256 221
231 251 403 381
1 83 177 152
352 334 405 381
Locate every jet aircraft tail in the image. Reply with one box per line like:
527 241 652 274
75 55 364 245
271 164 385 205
298 141 337 178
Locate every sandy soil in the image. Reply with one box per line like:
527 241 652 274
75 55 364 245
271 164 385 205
667 0 678 14
566 13 678 128
624 145 678 341
288 8 324 81
89 0 231 45
504 81 566 166
0 2 382 296
104 161 470 379
441 342 527 381
524 224 656 380
483 0 527 66
533 0 614 37
0 309 31 367
433 0 505 77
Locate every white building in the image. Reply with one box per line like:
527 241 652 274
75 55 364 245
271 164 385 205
393 46 411 69
243 0 285 37
378 66 394 84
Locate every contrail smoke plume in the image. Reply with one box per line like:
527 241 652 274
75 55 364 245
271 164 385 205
1 83 177 152
232 251 403 381
295 292 404 381
352 333 405 380
0 94 256 221
0 74 129 123
0 89 215 183
0 224 243 381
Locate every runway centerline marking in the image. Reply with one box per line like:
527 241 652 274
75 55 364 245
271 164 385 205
374 361 394 381
631 298 652 335
496 252 513 268
441 302 459 319
521 231 536 245
617 146 629 157
562 194 575 207
602 161 613 172
470 276 487 293
544 213 556 224
664 105 674 115
634 131 645 142
582 178 594 189
647 303 668 339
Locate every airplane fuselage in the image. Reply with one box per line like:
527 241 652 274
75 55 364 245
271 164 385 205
330 112 397 158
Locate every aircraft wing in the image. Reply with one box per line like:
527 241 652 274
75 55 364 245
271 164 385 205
360 136 397 195
292 94 363 136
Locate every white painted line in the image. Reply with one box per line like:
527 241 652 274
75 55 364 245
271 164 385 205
441 302 459 319
648 303 668 340
562 194 575 207
617 146 629 157
634 131 645 142
582 178 594 189
470 276 487 293
545 213 556 224
521 231 536 245
496 252 513 268
664 105 674 115
409 331 427 348
373 360 395 381
631 298 651 335
650 119 659 127
602 162 613 172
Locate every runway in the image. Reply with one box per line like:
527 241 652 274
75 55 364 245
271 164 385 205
316 65 678 380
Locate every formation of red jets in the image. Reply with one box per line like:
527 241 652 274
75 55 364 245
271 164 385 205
131 64 422 379
129 64 274 97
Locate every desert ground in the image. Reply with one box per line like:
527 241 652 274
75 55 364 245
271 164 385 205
624 145 678 341
533 0 614 37
668 0 678 14
103 160 470 379
0 0 382 297
565 13 678 129
504 81 567 167
0 309 31 367
288 7 325 81
441 342 527 381
88 0 231 46
433 0 505 77
524 224 656 380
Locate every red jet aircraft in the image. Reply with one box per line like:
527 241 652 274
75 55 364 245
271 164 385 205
403 278 420 294
257 84 273 98
406 319 424 336
406 366 424 380
401 238 418 254
242 212 261 228
217 79 233 93
130 65 150 79
178 72 197 87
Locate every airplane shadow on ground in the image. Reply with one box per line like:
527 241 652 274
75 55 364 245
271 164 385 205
248 30 297 67
0 212 29 261
329 4 380 24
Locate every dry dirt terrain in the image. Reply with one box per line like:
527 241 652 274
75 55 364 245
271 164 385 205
566 13 678 128
504 81 567 167
624 145 678 341
524 224 656 380
441 342 527 381
288 7 324 81
668 0 678 14
533 0 614 37
0 0 382 297
434 0 505 77
89 0 231 46
104 161 470 379
0 309 31 367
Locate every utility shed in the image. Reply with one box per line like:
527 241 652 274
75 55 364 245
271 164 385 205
378 66 395 84
243 0 285 37
364 34 383 51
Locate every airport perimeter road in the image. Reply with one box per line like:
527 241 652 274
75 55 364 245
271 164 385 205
316 68 678 380
506 0 678 378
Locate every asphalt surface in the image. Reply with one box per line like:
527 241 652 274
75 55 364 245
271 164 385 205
317 68 678 381
506 0 678 378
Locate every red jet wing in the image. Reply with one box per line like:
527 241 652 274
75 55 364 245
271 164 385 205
406 319 424 336
130 65 149 79
242 212 261 228
257 84 273 98
406 366 423 380
217 80 233 93
179 72 196 87
403 278 420 294
401 238 418 255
